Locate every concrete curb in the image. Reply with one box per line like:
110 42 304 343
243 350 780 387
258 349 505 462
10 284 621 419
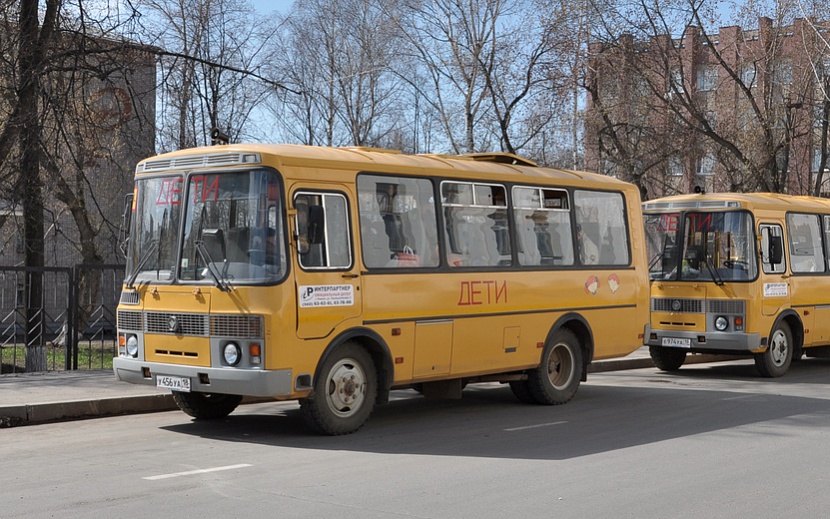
1 353 746 427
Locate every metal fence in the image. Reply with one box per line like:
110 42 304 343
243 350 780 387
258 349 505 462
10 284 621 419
0 265 124 374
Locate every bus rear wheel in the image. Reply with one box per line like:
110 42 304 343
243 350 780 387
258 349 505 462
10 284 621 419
172 392 243 420
649 346 687 371
755 322 793 377
300 342 377 435
526 329 583 405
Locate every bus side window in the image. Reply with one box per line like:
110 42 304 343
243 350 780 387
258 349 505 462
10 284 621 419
786 213 825 273
356 175 438 269
294 192 352 269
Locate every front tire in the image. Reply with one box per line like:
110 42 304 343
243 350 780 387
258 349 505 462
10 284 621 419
172 392 243 420
526 329 583 405
755 322 793 377
300 342 377 435
649 346 687 371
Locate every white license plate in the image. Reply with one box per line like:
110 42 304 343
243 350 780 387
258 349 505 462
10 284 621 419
662 337 691 348
156 375 191 392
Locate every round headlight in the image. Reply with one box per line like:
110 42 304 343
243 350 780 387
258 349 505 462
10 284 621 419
126 335 139 357
223 343 241 366
714 316 729 331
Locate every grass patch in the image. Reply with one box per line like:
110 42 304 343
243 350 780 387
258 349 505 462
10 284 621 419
1 342 115 374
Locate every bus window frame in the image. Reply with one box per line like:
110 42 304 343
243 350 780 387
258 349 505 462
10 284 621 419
293 190 354 271
785 212 827 275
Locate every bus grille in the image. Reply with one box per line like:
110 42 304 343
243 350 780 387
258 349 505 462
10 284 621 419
137 152 261 172
211 315 263 338
707 299 746 314
651 298 703 313
120 291 140 305
118 310 142 331
146 312 210 335
119 311 262 338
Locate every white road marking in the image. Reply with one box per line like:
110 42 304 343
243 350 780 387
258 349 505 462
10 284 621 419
504 421 568 432
143 463 253 480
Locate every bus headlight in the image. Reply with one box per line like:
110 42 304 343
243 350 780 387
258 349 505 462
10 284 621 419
126 335 139 357
714 316 729 331
223 342 241 366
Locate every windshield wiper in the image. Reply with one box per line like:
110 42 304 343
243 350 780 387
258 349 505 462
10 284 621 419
126 238 159 289
703 250 725 286
195 234 231 292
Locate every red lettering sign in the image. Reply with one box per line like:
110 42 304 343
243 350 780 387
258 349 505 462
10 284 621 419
458 280 508 306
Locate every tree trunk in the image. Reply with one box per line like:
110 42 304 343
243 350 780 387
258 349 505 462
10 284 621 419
18 0 47 371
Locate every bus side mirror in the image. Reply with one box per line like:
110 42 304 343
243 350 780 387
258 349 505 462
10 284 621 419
307 205 325 245
769 236 783 264
119 193 133 257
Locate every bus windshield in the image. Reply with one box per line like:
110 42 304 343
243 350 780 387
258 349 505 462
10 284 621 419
645 211 756 282
126 169 286 286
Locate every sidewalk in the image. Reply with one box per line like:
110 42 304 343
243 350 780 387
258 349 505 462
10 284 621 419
0 347 735 427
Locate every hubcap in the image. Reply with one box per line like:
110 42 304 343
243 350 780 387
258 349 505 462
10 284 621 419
548 343 575 390
325 358 366 417
769 329 789 367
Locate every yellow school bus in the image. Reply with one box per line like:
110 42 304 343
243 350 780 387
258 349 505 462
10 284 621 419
644 192 830 377
113 143 649 434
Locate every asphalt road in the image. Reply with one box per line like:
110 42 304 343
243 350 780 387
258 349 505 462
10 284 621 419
4 357 830 518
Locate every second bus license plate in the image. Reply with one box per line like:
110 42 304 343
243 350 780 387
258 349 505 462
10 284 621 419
662 337 691 348
156 375 191 392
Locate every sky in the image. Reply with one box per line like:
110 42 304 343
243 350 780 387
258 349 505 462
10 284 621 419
249 0 294 15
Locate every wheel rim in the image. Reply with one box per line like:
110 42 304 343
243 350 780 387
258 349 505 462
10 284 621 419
547 342 576 390
769 329 789 367
324 358 367 418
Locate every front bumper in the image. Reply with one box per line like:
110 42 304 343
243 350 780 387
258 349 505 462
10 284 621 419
644 325 762 352
113 357 294 397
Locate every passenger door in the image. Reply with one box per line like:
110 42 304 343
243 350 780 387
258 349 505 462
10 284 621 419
759 223 788 318
292 189 363 339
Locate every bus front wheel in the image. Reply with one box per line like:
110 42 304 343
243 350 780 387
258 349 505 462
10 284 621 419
300 342 377 435
526 329 583 405
649 346 686 371
172 392 243 420
755 322 793 377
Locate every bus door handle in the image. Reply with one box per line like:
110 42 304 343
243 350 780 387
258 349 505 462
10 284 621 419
342 273 359 279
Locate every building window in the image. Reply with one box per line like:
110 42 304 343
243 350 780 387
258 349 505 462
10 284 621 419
669 66 683 94
740 64 756 87
814 104 827 130
704 111 717 130
668 156 684 176
814 148 827 173
697 67 718 91
773 61 793 85
697 153 716 176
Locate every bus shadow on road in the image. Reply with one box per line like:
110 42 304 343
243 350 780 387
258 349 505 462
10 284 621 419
161 363 830 460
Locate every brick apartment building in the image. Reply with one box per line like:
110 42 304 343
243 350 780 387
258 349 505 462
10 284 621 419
585 17 830 199
0 43 156 268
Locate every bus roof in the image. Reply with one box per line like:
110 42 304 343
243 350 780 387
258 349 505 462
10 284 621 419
642 192 830 213
135 143 633 189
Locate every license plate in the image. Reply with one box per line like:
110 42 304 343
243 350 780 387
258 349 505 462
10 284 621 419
662 337 691 348
156 375 191 392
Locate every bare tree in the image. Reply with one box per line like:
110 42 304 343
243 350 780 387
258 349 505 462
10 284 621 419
0 0 155 370
587 0 827 196
266 0 404 148
135 0 274 149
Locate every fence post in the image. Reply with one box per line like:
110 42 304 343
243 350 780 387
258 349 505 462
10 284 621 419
68 266 77 370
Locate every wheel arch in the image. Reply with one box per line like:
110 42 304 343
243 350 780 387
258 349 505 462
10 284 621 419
770 310 803 356
546 312 593 382
316 327 394 405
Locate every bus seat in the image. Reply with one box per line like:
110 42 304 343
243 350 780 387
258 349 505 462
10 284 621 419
361 200 392 268
225 227 250 263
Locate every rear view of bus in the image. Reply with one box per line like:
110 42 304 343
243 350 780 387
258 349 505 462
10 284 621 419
644 192 830 377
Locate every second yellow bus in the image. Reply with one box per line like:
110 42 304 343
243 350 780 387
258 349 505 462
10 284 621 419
644 192 830 377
